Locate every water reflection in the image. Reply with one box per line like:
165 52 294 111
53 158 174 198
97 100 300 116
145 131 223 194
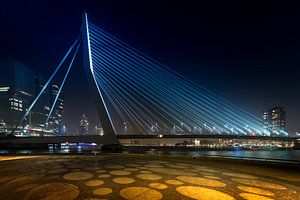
131 149 300 161
0 148 299 161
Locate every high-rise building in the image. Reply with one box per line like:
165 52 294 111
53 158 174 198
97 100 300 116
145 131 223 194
263 106 286 136
0 119 8 135
79 114 89 135
0 60 51 135
48 84 64 135
31 75 51 133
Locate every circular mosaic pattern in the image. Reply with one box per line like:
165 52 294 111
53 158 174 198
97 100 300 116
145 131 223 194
113 177 135 184
0 175 17 183
169 165 188 169
126 164 140 167
71 169 81 172
52 165 64 169
104 165 124 169
93 188 112 196
165 179 184 185
63 172 93 181
110 170 131 176
83 198 106 200
24 183 79 200
176 186 234 200
48 168 68 175
239 193 274 200
199 172 215 176
42 175 60 181
67 165 86 169
137 173 162 180
223 172 257 179
137 167 149 170
98 174 111 178
192 166 210 170
85 167 102 171
1 155 299 200
237 186 274 196
232 178 286 190
149 183 168 190
149 167 197 176
3 175 41 189
97 170 107 173
135 161 147 164
124 168 139 172
140 170 152 174
176 163 190 166
120 187 162 200
144 164 163 168
84 180 104 187
203 175 220 180
197 168 219 173
15 183 39 193
177 176 226 187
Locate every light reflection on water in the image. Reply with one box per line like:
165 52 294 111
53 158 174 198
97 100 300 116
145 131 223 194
0 149 299 161
138 149 300 161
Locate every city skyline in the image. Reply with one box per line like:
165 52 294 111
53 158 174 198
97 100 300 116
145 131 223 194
0 1 299 132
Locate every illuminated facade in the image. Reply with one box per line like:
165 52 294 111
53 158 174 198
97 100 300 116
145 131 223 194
79 114 89 135
0 60 50 134
48 84 64 135
263 107 286 136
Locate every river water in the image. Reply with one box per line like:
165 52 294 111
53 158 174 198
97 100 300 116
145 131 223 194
1 148 299 161
131 149 300 161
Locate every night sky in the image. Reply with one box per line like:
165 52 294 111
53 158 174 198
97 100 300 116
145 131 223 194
0 0 299 133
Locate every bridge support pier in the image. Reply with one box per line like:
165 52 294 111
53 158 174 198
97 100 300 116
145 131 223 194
101 144 122 152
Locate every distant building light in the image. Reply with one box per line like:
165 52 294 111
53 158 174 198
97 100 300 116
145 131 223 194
19 90 33 97
0 87 10 92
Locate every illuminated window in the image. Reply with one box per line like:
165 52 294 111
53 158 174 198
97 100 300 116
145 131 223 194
0 87 10 92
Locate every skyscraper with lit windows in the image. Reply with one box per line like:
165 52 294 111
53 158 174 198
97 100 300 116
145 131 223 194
0 60 50 135
263 106 286 136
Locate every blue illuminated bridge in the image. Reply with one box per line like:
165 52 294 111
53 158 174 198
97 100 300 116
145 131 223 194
5 13 294 147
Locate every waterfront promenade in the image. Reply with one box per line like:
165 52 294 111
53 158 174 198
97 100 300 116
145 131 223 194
0 154 299 200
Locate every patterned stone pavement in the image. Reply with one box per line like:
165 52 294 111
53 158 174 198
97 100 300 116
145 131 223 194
0 154 299 200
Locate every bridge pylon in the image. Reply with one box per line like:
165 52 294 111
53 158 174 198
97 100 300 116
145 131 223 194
81 13 120 149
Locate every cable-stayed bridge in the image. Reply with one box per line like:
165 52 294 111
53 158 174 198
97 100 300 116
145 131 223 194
6 13 292 147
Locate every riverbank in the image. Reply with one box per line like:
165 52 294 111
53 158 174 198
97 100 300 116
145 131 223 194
1 147 300 168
